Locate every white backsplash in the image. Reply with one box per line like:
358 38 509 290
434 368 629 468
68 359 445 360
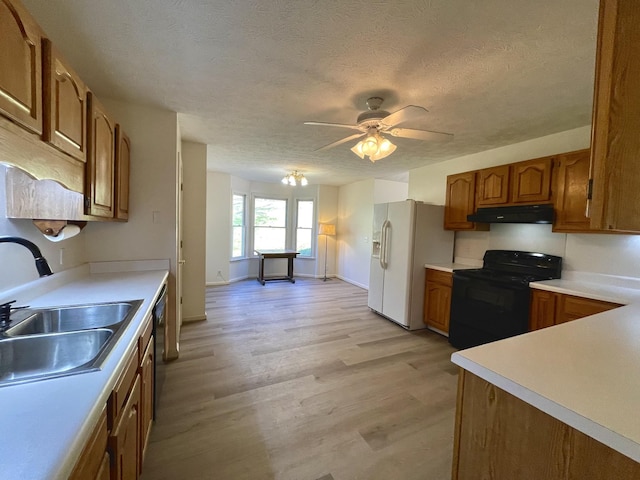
454 223 640 279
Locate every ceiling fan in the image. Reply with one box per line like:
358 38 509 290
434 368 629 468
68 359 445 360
305 97 452 162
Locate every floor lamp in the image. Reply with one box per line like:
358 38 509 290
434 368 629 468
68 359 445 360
318 223 336 281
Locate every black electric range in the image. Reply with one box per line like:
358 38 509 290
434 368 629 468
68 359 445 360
449 250 562 349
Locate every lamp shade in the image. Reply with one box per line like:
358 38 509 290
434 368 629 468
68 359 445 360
318 223 336 236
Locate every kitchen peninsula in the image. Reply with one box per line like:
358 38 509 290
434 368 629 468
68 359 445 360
451 273 640 479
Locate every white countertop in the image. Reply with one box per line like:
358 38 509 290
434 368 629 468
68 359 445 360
0 262 168 480
425 261 481 273
452 271 640 463
530 270 640 305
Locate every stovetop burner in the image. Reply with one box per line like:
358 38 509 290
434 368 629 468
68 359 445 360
455 250 562 285
455 268 555 286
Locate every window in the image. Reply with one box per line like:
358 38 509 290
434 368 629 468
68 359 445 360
296 200 314 257
232 194 246 258
253 197 287 251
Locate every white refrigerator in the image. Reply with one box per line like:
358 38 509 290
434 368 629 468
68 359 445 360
368 200 454 330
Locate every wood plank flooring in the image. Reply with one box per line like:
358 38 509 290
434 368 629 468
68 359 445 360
141 278 459 480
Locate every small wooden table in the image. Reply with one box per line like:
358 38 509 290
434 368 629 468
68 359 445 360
254 250 299 285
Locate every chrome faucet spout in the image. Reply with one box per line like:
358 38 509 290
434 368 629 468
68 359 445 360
0 236 53 277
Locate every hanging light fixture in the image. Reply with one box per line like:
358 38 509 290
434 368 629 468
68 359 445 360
350 131 397 163
281 170 308 186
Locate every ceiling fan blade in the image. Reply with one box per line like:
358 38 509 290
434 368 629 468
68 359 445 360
380 105 429 128
315 132 365 152
387 127 453 141
304 121 362 132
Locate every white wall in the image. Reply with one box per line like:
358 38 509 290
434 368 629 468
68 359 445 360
0 166 87 291
84 99 179 352
335 178 409 289
181 142 207 322
374 179 409 204
316 184 338 278
407 125 640 278
206 171 231 284
336 179 374 288
205 171 340 283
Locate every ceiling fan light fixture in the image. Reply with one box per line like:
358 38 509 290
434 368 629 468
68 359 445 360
368 140 397 162
361 134 379 156
350 142 365 159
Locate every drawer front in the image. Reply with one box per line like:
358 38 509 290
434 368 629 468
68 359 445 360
426 268 453 287
108 346 139 428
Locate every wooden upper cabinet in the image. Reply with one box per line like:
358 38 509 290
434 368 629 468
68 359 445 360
589 0 640 232
115 126 131 220
477 165 510 206
0 0 44 134
42 39 88 162
445 171 488 231
553 149 592 232
510 156 553 204
86 92 116 218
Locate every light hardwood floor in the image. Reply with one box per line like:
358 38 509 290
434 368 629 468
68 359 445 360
142 278 458 480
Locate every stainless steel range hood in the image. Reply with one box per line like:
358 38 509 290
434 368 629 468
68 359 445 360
467 204 554 224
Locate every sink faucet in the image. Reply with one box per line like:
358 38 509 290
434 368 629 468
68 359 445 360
0 236 53 277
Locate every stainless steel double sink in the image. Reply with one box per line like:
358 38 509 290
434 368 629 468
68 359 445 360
0 300 143 387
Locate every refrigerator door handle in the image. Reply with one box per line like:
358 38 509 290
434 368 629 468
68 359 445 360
380 220 390 269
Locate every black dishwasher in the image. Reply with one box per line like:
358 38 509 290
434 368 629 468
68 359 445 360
153 283 167 418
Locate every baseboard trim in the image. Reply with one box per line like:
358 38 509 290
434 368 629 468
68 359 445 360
183 313 207 323
336 275 368 290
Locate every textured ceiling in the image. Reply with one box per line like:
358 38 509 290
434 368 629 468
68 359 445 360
22 0 599 186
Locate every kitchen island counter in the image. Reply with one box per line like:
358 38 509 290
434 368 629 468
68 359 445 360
452 272 640 464
0 262 169 480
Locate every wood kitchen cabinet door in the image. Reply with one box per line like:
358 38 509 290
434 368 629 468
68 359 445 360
424 269 452 333
529 289 558 331
510 156 553 204
477 165 510 206
444 172 488 230
42 39 88 162
115 126 131 221
553 149 592 232
69 407 108 480
86 92 116 218
110 376 141 480
589 0 640 232
555 294 622 324
0 0 44 134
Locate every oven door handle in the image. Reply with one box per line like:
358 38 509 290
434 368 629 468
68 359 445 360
380 219 390 269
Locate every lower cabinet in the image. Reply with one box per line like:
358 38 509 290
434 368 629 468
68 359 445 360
452 370 640 479
530 289 622 331
70 313 155 479
423 269 453 334
110 376 141 480
69 407 109 480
